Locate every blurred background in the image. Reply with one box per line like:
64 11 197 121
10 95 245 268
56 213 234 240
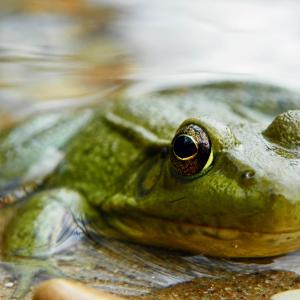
1 0 300 123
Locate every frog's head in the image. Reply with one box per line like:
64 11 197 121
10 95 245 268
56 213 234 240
103 111 300 257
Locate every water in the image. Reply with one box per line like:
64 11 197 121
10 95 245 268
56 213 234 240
112 0 300 91
1 0 300 114
1 0 300 298
0 0 126 120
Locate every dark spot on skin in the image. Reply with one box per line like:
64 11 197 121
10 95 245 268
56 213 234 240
83 146 92 155
169 197 186 204
265 144 274 152
161 147 169 158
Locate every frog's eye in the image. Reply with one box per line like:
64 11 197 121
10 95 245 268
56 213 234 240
170 124 213 176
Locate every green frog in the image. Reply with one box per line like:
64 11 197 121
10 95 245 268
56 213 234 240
1 81 300 262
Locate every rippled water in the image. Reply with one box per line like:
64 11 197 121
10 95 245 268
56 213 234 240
1 0 300 114
1 0 300 298
0 0 126 121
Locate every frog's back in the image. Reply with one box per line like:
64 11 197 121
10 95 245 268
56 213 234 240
114 82 299 131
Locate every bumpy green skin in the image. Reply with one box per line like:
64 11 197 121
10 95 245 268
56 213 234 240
1 82 300 258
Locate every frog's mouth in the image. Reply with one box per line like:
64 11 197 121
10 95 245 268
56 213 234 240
98 213 300 258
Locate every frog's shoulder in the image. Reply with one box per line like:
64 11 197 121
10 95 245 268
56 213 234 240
0 109 93 206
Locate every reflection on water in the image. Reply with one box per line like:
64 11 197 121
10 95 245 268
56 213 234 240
110 0 300 91
2 0 300 114
1 0 300 114
0 0 127 121
0 0 300 298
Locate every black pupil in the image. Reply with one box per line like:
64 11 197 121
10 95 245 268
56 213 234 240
173 135 198 159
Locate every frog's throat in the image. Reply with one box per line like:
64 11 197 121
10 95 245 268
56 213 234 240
101 214 300 258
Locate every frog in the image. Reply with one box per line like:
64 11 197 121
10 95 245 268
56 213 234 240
0 81 300 267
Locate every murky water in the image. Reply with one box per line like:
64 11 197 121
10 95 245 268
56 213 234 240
1 0 300 299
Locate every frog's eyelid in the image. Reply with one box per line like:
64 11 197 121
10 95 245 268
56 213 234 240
179 117 239 150
104 112 170 150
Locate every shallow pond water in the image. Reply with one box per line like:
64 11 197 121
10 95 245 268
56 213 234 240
1 0 300 299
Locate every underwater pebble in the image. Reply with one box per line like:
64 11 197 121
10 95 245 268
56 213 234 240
32 279 126 300
271 289 300 300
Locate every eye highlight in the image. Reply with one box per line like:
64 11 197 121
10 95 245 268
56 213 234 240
170 124 213 176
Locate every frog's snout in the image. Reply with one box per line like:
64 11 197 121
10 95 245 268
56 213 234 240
263 110 300 148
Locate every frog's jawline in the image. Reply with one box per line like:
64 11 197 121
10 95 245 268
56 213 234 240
104 214 300 258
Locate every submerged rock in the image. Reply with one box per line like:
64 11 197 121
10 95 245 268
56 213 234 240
32 279 126 300
271 289 300 300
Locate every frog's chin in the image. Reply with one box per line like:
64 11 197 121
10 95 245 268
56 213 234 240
101 214 300 258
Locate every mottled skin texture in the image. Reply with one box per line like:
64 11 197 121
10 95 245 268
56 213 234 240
1 82 300 260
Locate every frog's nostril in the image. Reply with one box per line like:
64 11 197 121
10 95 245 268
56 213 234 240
242 170 255 180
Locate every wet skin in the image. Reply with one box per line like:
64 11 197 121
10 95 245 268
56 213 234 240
1 81 300 259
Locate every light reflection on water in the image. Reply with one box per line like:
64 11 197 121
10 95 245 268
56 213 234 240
0 0 300 297
106 0 300 91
